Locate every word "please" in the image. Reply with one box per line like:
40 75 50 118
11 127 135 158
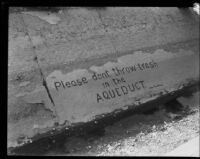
54 77 88 91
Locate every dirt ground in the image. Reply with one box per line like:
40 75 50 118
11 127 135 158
43 91 199 156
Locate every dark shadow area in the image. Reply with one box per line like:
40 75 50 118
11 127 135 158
9 7 62 13
164 99 184 113
178 7 198 18
9 7 107 14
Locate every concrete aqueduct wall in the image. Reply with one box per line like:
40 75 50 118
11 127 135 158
8 7 199 149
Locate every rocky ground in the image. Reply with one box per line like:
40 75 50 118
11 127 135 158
44 91 199 156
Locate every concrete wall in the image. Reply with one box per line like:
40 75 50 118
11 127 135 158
8 7 199 149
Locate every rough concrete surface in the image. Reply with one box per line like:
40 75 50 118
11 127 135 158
164 136 199 157
8 7 199 150
43 91 199 156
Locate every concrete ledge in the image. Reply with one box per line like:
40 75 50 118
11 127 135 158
8 83 199 155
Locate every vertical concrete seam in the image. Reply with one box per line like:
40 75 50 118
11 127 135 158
19 13 59 122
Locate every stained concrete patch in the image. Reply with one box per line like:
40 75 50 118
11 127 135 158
90 49 194 72
34 35 116 69
18 81 30 87
22 11 61 25
8 100 54 123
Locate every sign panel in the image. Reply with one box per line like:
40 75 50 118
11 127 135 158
46 49 199 124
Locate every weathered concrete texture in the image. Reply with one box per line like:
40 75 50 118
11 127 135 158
8 7 199 149
7 83 57 147
104 8 199 53
9 7 199 71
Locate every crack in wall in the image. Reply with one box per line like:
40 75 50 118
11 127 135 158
19 13 59 122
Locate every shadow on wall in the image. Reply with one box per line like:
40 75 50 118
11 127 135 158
9 7 63 13
9 7 107 13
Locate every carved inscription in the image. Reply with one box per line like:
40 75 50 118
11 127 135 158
54 77 88 91
50 59 158 103
96 79 145 103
